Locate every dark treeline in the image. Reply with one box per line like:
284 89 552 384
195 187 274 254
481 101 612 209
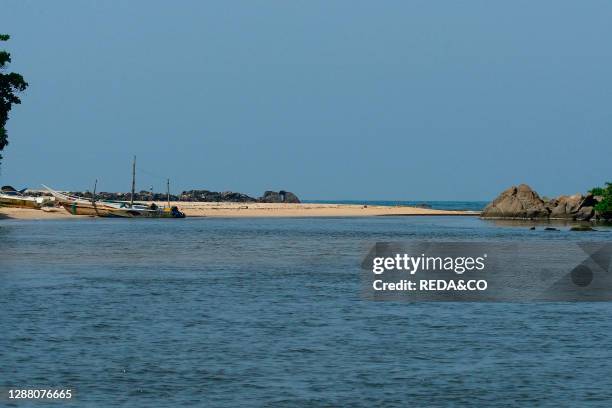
68 189 301 204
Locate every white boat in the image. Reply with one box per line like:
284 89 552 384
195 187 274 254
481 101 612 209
0 187 53 209
106 202 186 218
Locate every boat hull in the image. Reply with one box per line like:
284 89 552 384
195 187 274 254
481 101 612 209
45 186 185 218
0 195 42 209
61 202 117 217
107 206 186 218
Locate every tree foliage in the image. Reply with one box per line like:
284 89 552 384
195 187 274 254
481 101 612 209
590 182 612 218
0 34 28 162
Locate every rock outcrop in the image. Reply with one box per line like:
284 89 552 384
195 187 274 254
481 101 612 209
259 190 301 203
67 189 301 204
481 184 603 221
548 194 598 221
281 191 301 203
481 184 549 219
179 190 258 202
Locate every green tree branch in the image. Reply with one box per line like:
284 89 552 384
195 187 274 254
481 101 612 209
0 33 29 163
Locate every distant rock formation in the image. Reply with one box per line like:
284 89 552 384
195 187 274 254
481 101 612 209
66 189 301 204
180 190 258 203
180 189 300 203
481 184 603 221
259 190 301 203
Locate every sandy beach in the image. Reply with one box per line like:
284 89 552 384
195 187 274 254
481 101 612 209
0 207 88 220
1 202 479 220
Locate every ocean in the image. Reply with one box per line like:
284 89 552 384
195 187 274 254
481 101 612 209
1 214 612 407
303 200 489 212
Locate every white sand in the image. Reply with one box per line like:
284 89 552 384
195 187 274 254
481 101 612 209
1 202 478 220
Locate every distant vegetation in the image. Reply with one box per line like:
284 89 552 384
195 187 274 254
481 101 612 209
590 182 612 217
0 33 29 164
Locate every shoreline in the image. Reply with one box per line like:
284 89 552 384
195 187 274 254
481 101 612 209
0 202 480 220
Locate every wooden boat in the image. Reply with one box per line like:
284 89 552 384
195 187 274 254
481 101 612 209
42 158 186 219
0 188 53 209
42 186 121 216
61 200 119 216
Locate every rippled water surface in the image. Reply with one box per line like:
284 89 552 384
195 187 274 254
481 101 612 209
1 216 612 407
304 200 488 211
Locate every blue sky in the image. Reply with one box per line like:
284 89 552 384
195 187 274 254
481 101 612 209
1 1 611 200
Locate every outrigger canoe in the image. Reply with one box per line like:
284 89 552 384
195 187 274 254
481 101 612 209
43 185 185 218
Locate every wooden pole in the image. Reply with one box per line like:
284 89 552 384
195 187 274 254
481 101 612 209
92 179 99 216
92 179 97 203
167 178 170 208
130 156 136 207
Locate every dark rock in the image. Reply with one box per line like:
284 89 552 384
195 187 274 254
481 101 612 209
582 194 599 207
68 189 260 203
260 191 283 203
221 191 258 202
574 206 594 221
544 227 560 231
593 209 612 221
178 190 257 202
570 226 597 231
529 226 536 230
67 188 301 203
281 191 301 204
481 184 549 219
259 190 301 203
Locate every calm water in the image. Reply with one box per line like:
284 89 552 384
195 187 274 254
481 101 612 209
304 200 488 211
1 216 612 407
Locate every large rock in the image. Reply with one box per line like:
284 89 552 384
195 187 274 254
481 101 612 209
481 184 549 219
260 191 282 203
574 206 594 221
281 191 301 203
549 193 598 219
482 185 601 221
549 194 584 219
259 190 301 203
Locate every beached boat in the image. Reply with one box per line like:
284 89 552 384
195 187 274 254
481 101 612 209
61 200 119 216
0 187 53 209
61 200 185 218
104 157 186 218
106 202 186 218
44 185 185 218
42 158 186 219
42 186 121 216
